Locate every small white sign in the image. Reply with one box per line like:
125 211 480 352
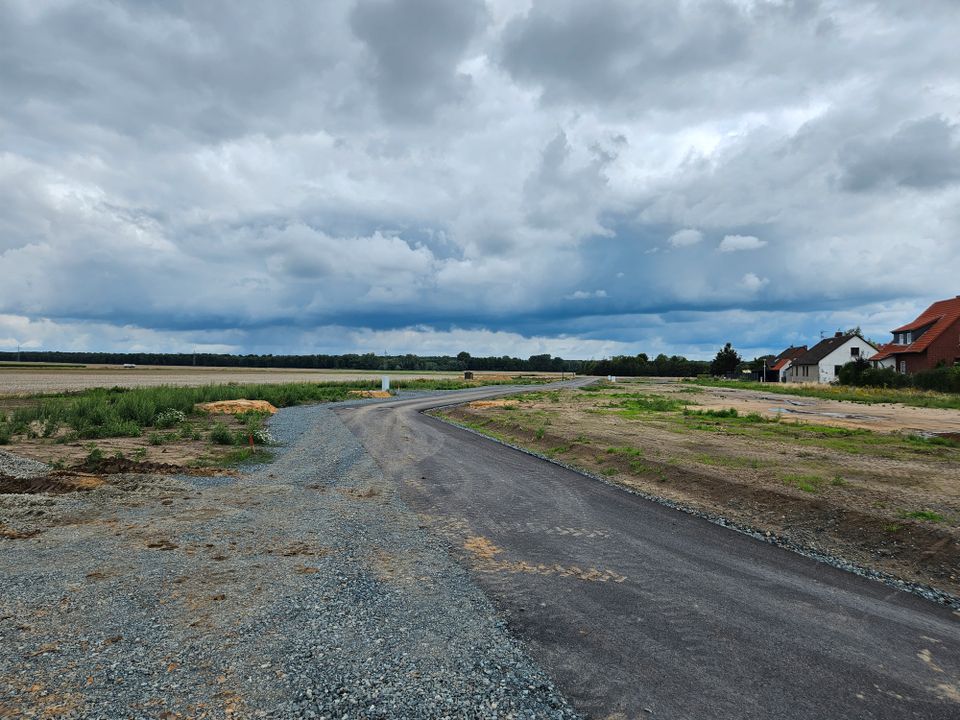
381 376 390 391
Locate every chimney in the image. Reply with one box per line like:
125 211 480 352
835 331 843 338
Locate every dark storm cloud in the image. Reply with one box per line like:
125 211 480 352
350 0 488 119
838 115 960 192
500 0 751 105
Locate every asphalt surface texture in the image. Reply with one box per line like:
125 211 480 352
339 380 960 720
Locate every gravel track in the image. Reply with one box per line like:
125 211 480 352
0 401 579 719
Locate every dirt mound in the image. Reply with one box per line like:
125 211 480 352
0 471 105 495
348 390 392 398
196 399 277 414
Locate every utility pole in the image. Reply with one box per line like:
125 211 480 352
17 344 21 362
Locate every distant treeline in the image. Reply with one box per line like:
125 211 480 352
0 351 710 376
588 353 710 377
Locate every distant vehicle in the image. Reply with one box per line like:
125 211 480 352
122 363 136 368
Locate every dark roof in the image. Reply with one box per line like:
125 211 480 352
871 296 960 361
774 345 807 362
793 333 875 366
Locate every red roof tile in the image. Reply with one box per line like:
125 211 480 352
881 296 960 357
868 343 901 362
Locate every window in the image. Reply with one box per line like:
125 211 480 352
834 365 842 376
851 347 860 357
899 360 907 373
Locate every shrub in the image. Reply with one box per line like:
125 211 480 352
154 408 187 429
209 422 235 445
252 427 274 445
913 365 960 394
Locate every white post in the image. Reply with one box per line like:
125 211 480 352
381 376 390 391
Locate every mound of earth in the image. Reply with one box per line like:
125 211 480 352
195 399 278 414
348 390 392 398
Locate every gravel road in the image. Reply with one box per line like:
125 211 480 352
0 399 579 719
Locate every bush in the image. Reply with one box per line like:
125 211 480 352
913 365 960 394
838 360 960 393
154 408 186 429
209 422 235 445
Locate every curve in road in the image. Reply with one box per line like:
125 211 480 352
339 382 960 720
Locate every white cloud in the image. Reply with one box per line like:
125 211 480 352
740 272 769 292
668 228 703 247
565 289 608 300
719 235 767 252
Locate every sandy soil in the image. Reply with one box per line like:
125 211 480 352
634 378 960 434
442 383 960 598
0 365 559 396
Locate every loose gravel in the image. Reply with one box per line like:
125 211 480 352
0 402 580 719
0 448 49 478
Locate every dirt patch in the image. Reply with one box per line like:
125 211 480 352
348 390 392 399
463 535 503 560
468 400 518 409
0 472 105 495
651 380 960 435
439 384 960 598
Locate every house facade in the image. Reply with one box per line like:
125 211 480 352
869 296 960 373
786 333 878 384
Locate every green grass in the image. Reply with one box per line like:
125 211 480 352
668 411 960 461
605 446 645 457
689 378 960 410
696 454 762 469
900 509 945 523
782 473 825 493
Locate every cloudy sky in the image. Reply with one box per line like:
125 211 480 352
2 0 959 360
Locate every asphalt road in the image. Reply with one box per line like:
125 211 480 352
339 382 960 720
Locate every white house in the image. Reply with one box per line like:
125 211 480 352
785 332 879 384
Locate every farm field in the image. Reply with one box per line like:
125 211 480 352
0 364 559 396
435 379 960 598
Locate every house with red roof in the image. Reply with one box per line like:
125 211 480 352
869 295 960 373
766 345 807 382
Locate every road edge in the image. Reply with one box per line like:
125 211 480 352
426 409 960 611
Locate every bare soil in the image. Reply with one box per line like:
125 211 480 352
639 377 960 434
440 382 960 598
0 365 560 395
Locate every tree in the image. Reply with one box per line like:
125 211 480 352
456 351 472 370
710 342 742 376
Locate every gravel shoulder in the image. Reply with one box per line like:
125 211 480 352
0 402 579 719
